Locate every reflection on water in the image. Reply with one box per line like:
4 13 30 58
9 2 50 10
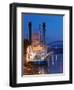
24 53 63 75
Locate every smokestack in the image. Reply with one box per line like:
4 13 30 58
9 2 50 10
39 24 42 43
42 22 46 44
28 22 32 43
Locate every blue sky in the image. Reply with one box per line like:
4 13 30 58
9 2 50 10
22 14 63 44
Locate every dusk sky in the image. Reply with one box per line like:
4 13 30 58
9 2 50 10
22 14 63 44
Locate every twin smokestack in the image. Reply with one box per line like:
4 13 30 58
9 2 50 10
28 22 46 44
